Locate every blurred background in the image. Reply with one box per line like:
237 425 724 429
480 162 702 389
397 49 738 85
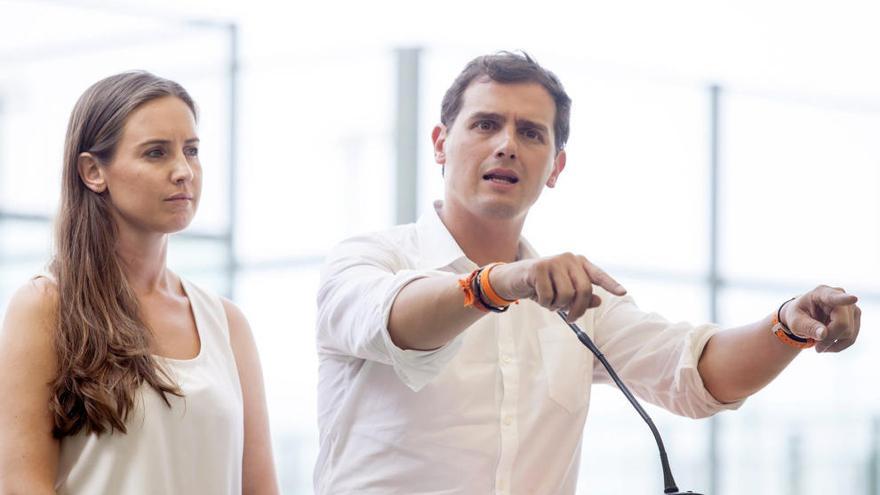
1 0 878 493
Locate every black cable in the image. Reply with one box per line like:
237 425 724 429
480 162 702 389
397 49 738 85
556 311 686 494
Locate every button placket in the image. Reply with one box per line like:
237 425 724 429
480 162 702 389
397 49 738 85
494 317 519 495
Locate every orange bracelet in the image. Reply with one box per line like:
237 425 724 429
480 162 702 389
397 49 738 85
459 269 490 313
771 298 815 349
479 262 518 308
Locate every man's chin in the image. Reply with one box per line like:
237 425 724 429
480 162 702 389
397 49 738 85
477 201 523 220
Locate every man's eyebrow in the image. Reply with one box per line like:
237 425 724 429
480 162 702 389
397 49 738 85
515 119 549 133
468 111 506 122
467 112 549 133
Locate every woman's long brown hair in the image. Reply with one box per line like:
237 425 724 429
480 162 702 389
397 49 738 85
49 71 197 437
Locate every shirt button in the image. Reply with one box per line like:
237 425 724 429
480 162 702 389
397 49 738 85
503 415 513 426
501 355 512 364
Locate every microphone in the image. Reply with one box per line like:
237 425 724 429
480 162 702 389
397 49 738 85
556 311 704 495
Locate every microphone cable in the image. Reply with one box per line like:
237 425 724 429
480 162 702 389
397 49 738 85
556 311 701 495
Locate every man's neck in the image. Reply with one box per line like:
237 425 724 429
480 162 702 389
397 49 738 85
437 201 524 266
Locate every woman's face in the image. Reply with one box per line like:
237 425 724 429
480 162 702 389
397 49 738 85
100 96 201 235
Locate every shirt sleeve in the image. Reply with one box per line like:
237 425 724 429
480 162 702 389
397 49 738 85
589 288 745 418
315 234 464 391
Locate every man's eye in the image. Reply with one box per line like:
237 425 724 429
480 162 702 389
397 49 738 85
522 129 543 141
146 149 165 158
185 147 199 157
475 120 496 131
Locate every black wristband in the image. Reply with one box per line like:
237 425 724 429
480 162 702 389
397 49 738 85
777 297 811 344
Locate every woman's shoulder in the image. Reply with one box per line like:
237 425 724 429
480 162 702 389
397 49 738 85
175 275 221 310
6 276 59 326
218 296 249 343
176 275 250 342
0 277 59 369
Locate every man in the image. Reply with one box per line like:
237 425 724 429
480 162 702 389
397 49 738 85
314 51 860 494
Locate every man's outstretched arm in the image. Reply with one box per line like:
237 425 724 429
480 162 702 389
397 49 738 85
697 285 860 404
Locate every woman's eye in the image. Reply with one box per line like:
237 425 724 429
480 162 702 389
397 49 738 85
146 149 165 158
185 147 199 157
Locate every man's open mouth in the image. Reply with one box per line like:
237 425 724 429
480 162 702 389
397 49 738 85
482 173 519 184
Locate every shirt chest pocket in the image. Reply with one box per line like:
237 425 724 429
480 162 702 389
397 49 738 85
536 323 593 414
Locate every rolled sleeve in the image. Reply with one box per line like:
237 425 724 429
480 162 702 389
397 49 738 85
316 235 463 391
591 289 745 418
375 270 465 391
668 322 745 418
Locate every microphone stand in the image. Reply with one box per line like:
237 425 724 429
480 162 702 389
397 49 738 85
556 311 703 495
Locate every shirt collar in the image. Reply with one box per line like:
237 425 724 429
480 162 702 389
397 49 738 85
415 200 540 271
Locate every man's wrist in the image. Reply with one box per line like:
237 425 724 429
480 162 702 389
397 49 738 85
778 297 796 330
772 296 816 349
488 262 520 301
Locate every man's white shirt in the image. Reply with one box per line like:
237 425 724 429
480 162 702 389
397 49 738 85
315 201 743 495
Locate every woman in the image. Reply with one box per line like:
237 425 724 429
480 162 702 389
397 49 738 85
0 72 279 494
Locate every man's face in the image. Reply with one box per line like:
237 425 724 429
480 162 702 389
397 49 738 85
433 79 566 222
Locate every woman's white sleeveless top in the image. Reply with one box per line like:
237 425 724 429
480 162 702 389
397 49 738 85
54 279 244 495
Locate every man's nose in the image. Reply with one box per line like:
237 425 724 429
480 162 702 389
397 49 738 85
494 127 518 160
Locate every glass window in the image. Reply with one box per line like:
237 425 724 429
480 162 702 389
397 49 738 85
235 52 396 262
717 289 878 494
235 265 323 494
721 93 880 288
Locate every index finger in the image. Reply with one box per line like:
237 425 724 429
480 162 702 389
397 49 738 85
582 259 626 296
816 286 858 307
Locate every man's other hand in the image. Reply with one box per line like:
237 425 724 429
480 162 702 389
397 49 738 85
781 285 861 353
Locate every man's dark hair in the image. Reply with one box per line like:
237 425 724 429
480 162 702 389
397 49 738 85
440 51 571 152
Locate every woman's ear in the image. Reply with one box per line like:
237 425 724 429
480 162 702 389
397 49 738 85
77 153 107 193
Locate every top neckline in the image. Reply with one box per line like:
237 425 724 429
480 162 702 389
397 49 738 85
153 278 205 365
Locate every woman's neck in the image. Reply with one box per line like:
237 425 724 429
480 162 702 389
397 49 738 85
114 225 174 296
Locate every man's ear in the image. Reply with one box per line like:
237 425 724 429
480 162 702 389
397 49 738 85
431 124 447 165
546 149 567 188
77 152 107 193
